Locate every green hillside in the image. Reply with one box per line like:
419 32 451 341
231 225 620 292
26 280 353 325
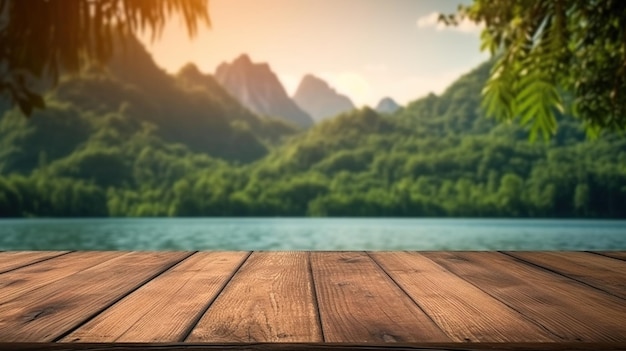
1 59 625 218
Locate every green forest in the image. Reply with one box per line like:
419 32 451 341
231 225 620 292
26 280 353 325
1 36 625 218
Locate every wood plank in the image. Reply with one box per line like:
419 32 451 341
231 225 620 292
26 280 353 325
0 251 69 274
595 251 626 261
61 252 250 342
187 252 321 343
506 252 626 299
370 252 555 342
423 252 626 342
310 252 449 343
0 251 124 304
0 251 192 342
2 342 626 351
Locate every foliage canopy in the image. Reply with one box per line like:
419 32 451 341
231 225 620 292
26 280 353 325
0 0 210 115
2 60 625 218
445 0 626 139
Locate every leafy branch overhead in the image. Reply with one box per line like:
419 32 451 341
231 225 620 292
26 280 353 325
443 0 626 139
0 0 211 116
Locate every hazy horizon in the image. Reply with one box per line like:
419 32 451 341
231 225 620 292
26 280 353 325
138 0 487 107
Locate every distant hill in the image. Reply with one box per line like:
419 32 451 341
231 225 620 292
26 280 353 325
215 54 314 128
2 53 625 219
375 97 401 114
176 63 297 143
245 61 625 218
0 34 297 176
292 74 355 121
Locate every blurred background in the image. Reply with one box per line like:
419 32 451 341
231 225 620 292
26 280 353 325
0 0 624 250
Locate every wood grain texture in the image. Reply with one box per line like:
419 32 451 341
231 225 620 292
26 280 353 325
187 252 321 343
0 251 123 304
423 252 626 342
0 251 69 274
1 251 626 345
310 252 449 343
0 251 192 342
370 252 555 342
2 342 626 351
61 252 250 342
595 251 626 261
505 252 626 299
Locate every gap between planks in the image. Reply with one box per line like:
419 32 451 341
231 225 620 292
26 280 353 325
0 252 193 342
0 251 625 344
368 251 557 342
422 252 626 342
0 251 72 274
60 251 252 342
502 251 626 300
186 252 323 343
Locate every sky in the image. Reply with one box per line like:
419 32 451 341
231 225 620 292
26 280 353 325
138 0 488 107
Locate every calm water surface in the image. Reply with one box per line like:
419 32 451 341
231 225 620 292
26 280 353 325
0 218 625 251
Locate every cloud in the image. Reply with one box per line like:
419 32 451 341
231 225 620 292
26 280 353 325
416 12 482 34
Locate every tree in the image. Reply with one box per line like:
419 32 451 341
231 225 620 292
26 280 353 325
0 0 210 115
444 1 626 139
574 183 589 216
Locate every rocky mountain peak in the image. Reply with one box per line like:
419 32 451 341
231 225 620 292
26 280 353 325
214 54 314 128
293 74 355 121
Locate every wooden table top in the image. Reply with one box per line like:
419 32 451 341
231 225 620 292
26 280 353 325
0 251 624 350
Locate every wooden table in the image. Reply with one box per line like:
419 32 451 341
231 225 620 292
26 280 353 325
0 251 625 350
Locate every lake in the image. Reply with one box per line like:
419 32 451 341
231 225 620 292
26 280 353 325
1 218 625 251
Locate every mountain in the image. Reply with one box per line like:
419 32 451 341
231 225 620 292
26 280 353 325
3 56 625 219
176 63 297 143
375 97 401 114
292 74 355 121
215 54 314 128
0 34 297 176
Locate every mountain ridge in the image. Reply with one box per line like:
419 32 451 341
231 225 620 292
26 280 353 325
2 52 625 219
0 34 298 177
293 74 355 122
215 54 314 128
